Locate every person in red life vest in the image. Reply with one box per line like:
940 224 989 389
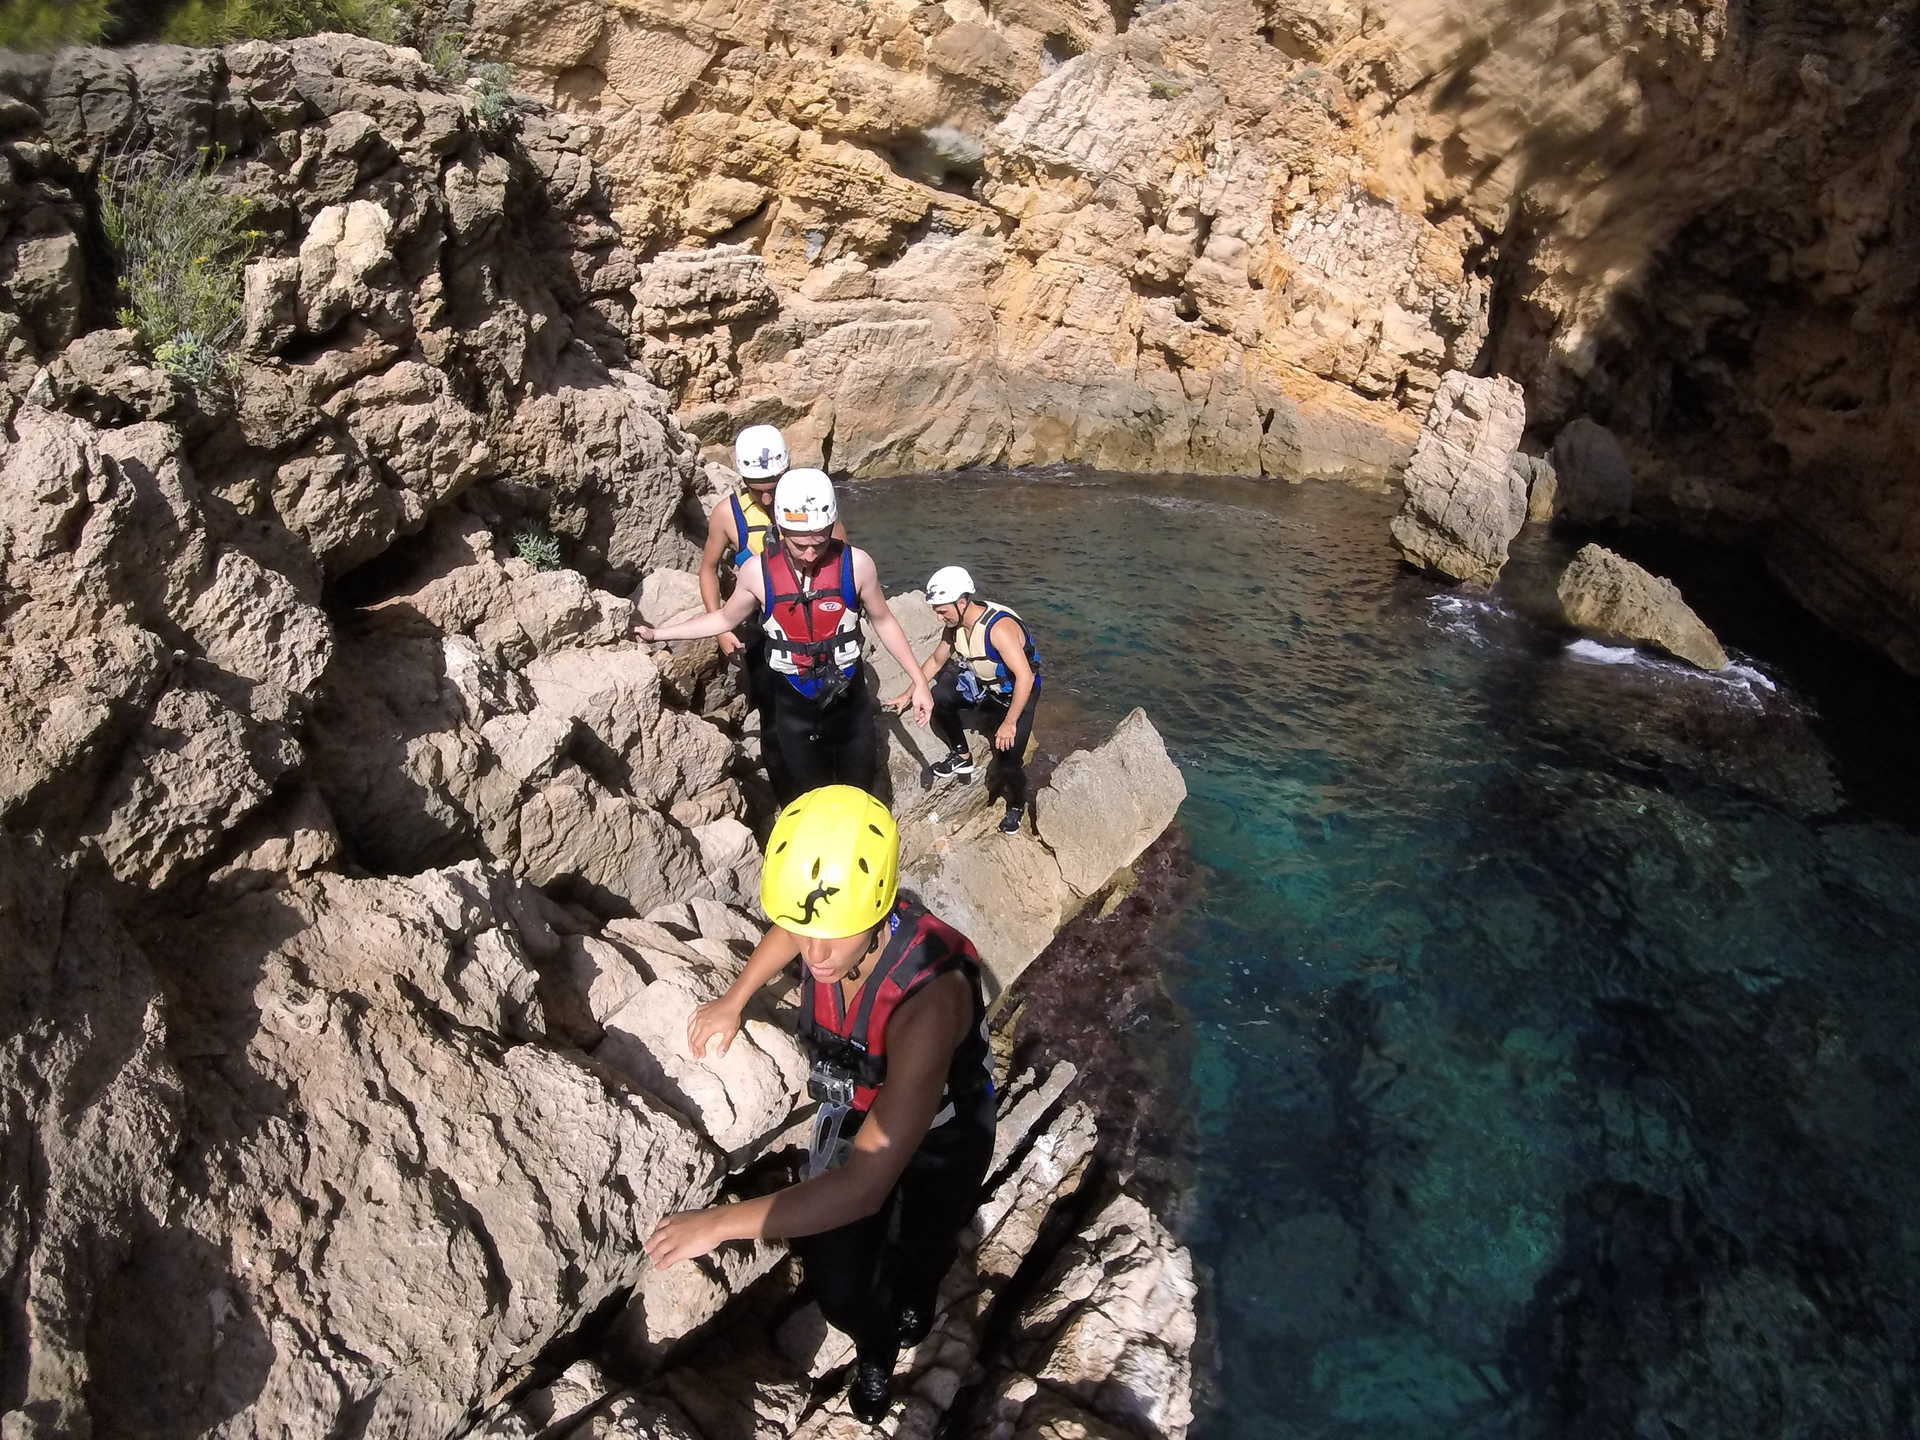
638 469 933 804
644 786 995 1425
886 564 1044 834
697 428 848 801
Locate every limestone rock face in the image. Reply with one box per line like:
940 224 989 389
477 1066 1197 1440
0 35 700 588
1389 371 1529 585
0 34 1198 1440
464 0 1485 482
1551 418 1633 526
1557 544 1731 671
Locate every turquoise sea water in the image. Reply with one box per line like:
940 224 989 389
845 471 1920 1439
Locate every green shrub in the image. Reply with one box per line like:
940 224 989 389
426 24 469 82
0 0 118 50
1148 78 1186 100
157 0 411 46
99 147 261 389
512 526 563 572
470 60 517 133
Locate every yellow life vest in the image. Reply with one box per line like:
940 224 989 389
952 601 1040 695
728 491 775 568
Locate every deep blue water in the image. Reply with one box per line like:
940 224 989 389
845 470 1920 1439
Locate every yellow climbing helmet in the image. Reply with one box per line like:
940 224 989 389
760 785 900 938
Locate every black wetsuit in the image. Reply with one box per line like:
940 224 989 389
792 898 995 1374
931 661 1040 810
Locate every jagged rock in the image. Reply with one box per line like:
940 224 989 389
1551 418 1633 526
482 1066 1195 1440
636 245 780 331
1513 451 1559 524
968 1194 1196 1440
1556 543 1730 670
0 853 723 1438
1389 371 1529 585
470 0 1464 482
1034 708 1188 901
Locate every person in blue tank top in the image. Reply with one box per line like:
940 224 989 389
887 565 1043 834
645 787 994 1426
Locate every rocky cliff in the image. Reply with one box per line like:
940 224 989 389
447 0 1920 671
0 38 1190 1437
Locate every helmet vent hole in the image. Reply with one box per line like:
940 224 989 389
810 858 821 878
867 823 884 837
858 858 870 873
773 841 787 854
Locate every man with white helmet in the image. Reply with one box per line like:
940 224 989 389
698 427 848 799
887 565 1042 835
638 469 933 802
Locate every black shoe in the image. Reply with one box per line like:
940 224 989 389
896 1305 932 1347
998 805 1024 834
931 748 975 779
848 1359 893 1423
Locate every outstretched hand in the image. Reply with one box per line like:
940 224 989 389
688 999 743 1059
908 684 933 727
994 718 1019 751
645 1206 734 1268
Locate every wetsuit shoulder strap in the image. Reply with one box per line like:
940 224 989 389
846 897 950 1047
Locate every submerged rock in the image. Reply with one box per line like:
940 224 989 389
1557 543 1730 670
1389 371 1529 585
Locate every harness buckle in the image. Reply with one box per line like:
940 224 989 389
808 1055 859 1107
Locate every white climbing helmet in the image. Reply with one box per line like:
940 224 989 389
925 565 974 605
734 424 790 481
774 468 837 533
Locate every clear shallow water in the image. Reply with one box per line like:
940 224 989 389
845 471 1920 1439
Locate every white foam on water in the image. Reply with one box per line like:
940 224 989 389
1566 639 1641 666
1426 592 1505 648
1564 642 1785 708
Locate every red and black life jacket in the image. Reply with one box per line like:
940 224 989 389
760 542 862 699
798 896 992 1117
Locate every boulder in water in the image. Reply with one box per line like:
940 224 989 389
1389 371 1529 586
1556 544 1729 670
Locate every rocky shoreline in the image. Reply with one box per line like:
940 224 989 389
0 37 1193 1438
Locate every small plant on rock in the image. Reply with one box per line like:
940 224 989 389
469 61 519 134
1148 78 1186 101
512 525 563 572
99 146 262 389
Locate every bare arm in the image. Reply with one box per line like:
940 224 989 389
646 973 969 1259
699 502 749 657
640 569 760 641
686 922 804 1059
989 615 1036 750
887 632 952 712
855 550 933 724
698 499 733 615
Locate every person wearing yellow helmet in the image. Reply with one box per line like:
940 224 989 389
644 786 994 1425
